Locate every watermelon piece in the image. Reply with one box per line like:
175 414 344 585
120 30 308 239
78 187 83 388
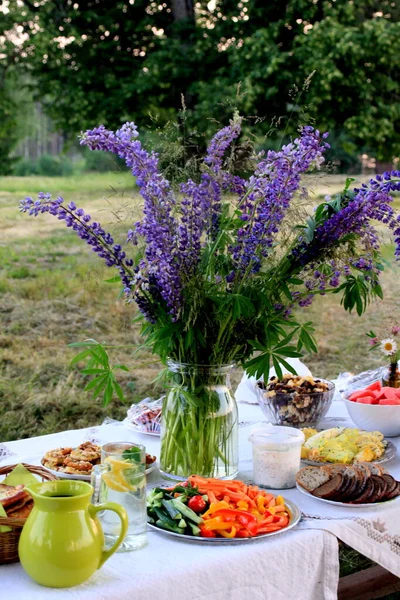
356 396 378 404
366 381 382 392
379 397 400 405
373 391 386 401
395 389 400 399
381 387 399 401
349 390 374 401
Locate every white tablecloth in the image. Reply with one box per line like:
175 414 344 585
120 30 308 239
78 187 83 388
1 388 399 599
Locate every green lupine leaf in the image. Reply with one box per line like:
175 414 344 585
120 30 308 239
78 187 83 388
272 355 283 380
91 377 109 400
84 374 108 392
275 356 297 375
70 349 92 366
103 379 114 407
81 368 108 375
274 346 303 358
113 380 125 402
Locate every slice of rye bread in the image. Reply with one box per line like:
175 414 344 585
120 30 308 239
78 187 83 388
370 475 387 502
351 477 376 504
386 481 400 500
335 468 361 502
331 472 355 502
296 467 332 493
312 474 344 499
382 474 398 497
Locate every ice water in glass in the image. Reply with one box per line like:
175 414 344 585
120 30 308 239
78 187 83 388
92 442 148 552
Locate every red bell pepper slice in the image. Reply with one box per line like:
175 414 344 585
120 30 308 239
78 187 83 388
199 525 216 538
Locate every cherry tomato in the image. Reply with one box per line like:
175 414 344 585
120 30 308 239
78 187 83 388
188 495 207 513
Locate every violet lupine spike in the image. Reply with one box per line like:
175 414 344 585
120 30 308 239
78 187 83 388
231 126 330 276
202 116 243 239
19 194 135 292
204 116 242 173
80 123 182 318
293 171 400 267
177 117 244 261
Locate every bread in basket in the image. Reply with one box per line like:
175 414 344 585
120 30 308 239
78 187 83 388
0 463 58 564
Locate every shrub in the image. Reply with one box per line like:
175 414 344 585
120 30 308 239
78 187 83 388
84 150 122 172
13 155 74 176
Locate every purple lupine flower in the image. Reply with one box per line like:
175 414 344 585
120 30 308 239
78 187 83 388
19 194 135 291
232 127 329 275
293 171 400 267
81 123 181 318
177 116 244 265
204 117 242 173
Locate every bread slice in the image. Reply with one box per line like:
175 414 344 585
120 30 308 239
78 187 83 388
353 461 372 478
352 478 375 504
369 463 383 476
0 484 28 509
386 481 400 500
296 467 332 493
6 499 34 519
335 468 360 502
370 475 386 502
382 474 398 498
313 474 344 499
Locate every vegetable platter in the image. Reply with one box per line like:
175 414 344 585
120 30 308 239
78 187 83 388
147 475 300 542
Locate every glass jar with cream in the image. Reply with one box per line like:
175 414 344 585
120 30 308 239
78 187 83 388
248 425 305 489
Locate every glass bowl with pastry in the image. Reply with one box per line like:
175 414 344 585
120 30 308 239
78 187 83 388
256 374 335 427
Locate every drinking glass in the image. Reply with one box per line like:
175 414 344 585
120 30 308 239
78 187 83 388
91 442 147 552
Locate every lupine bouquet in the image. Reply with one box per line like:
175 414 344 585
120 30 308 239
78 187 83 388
20 116 400 478
20 116 400 383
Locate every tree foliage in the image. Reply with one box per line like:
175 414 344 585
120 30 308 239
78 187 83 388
1 0 399 161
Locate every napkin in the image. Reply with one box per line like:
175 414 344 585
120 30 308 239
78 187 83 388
3 463 38 487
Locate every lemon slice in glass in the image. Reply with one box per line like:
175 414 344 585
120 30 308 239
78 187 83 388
102 457 138 492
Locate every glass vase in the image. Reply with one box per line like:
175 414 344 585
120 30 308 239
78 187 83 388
159 361 239 481
382 363 400 388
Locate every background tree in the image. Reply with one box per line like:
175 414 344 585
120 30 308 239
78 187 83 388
1 0 399 166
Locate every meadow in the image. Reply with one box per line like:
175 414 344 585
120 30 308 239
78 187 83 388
1 171 399 442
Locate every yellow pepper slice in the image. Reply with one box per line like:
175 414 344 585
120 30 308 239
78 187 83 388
219 526 237 538
202 501 230 518
203 520 235 531
275 495 285 506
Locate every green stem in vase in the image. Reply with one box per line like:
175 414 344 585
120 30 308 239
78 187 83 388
160 363 238 480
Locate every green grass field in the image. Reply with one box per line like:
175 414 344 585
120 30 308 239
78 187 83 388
1 172 399 442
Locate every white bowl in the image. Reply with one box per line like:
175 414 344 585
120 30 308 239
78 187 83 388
342 395 400 437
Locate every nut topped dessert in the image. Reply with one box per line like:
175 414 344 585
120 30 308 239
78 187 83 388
256 374 335 427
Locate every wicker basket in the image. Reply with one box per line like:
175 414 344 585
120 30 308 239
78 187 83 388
0 463 58 565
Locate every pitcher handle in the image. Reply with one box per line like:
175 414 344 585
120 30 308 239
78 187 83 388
89 502 129 567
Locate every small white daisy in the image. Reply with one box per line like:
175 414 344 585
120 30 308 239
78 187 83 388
381 338 398 356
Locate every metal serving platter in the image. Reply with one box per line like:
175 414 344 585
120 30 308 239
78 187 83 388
147 498 301 543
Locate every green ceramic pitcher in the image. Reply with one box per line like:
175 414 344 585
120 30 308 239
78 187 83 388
18 479 129 588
